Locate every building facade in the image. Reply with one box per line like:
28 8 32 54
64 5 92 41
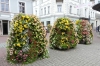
92 0 100 29
0 0 33 35
33 0 95 27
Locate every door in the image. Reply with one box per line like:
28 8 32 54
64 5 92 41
3 22 8 35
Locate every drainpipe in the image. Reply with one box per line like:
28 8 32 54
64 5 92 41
1 20 3 35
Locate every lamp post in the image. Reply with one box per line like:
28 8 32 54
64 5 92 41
89 11 90 23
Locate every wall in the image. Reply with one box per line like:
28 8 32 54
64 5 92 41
10 0 33 14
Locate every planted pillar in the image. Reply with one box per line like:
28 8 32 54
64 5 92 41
50 18 79 50
7 14 49 64
75 19 93 44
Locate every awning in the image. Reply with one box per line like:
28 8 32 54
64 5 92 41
92 3 100 11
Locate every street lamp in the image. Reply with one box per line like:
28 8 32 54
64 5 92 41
89 11 90 23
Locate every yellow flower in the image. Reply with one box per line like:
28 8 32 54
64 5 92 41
23 36 26 39
26 20 28 22
22 16 25 19
23 28 24 30
66 26 69 28
21 35 23 38
62 32 65 35
23 42 25 45
24 25 28 28
17 43 21 47
61 40 64 42
17 39 18 42
15 51 16 54
26 15 29 19
19 29 22 33
14 23 18 27
65 23 69 25
13 44 16 46
66 38 68 41
19 22 22 24
75 20 80 25
25 34 27 36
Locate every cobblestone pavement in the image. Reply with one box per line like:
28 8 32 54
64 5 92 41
0 31 100 66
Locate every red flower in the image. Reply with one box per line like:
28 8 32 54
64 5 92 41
71 40 74 43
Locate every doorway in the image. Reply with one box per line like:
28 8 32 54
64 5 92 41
3 22 8 35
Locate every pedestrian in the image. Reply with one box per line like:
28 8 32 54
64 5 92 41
96 27 98 32
98 26 99 32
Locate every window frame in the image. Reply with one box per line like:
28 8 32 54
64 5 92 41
57 5 62 13
19 2 25 13
69 5 72 14
0 0 9 12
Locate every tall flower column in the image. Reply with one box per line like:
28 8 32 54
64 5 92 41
7 14 49 64
75 19 93 44
49 18 79 50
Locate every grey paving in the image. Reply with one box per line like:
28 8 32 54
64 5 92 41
0 31 100 66
0 42 7 48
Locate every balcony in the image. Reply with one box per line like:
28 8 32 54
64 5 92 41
0 11 15 20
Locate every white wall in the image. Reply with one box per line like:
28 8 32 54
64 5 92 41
33 0 96 26
10 0 33 14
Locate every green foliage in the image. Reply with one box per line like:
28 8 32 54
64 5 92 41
75 20 93 44
47 24 52 33
7 13 49 64
49 18 79 50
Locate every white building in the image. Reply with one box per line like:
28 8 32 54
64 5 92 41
0 0 33 35
92 0 100 29
33 0 95 28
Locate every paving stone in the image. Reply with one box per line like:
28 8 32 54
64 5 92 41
0 31 100 66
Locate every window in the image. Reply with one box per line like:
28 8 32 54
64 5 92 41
56 0 63 3
46 21 50 26
77 9 79 15
41 8 43 15
41 22 44 26
35 10 37 15
57 5 62 12
85 8 87 17
48 6 50 14
44 7 46 15
69 5 72 14
40 0 43 4
93 12 94 18
0 0 9 12
35 0 37 6
91 11 92 18
19 2 25 13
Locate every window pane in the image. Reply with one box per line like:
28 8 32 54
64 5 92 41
22 7 25 13
19 2 21 6
1 0 5 2
5 4 9 11
5 0 9 3
48 6 50 14
22 3 25 6
19 6 22 12
22 10 25 13
57 5 62 12
19 2 25 13
1 3 5 11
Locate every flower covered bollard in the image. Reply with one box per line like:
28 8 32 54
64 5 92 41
7 14 49 64
75 19 93 44
49 18 79 50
